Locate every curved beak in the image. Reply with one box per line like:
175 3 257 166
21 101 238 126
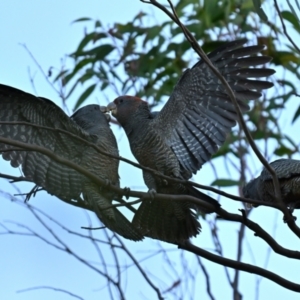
99 106 111 122
107 101 117 116
100 106 108 113
104 113 111 122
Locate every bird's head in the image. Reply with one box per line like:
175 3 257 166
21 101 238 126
71 104 111 134
107 96 149 127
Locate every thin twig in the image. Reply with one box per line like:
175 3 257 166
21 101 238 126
17 286 84 300
196 256 215 300
180 241 300 293
273 0 300 54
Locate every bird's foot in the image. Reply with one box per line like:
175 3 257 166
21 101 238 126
78 196 89 206
104 179 111 188
148 188 157 200
283 208 297 223
15 185 43 202
283 215 297 222
162 179 168 186
123 187 131 199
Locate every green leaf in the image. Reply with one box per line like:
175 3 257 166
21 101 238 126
95 44 115 60
74 84 97 110
274 145 294 156
64 78 81 99
287 0 300 23
142 25 162 47
281 10 300 32
64 72 94 99
60 59 93 86
61 72 75 86
211 179 240 187
116 22 144 36
73 58 94 73
132 11 147 22
100 82 109 91
292 105 300 123
95 20 102 28
252 0 268 22
272 51 300 66
72 44 115 60
284 134 299 149
72 17 92 23
78 71 94 83
53 69 68 83
75 32 107 54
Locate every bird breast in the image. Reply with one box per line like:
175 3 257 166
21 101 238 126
129 128 179 178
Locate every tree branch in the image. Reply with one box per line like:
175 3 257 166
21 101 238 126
17 286 84 300
180 241 300 293
273 0 300 54
0 121 284 209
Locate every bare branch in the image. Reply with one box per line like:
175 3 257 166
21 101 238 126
0 121 285 209
114 235 164 300
196 256 215 300
273 0 300 54
17 286 84 300
218 207 300 259
180 241 300 293
2 123 300 248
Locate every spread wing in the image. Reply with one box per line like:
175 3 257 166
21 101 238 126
154 39 275 174
261 159 300 181
0 84 93 200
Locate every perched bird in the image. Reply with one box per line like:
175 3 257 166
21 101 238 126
107 39 275 243
0 84 143 241
243 159 300 211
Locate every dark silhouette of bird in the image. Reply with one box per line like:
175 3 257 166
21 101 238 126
243 159 300 211
0 84 143 241
107 39 275 243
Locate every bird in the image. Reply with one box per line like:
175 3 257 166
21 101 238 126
243 159 300 211
0 84 143 241
107 39 275 244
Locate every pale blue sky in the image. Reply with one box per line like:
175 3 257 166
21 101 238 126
1 1 300 300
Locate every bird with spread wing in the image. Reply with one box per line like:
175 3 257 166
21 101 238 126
107 39 275 243
0 84 143 241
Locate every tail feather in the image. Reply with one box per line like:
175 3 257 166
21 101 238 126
84 184 143 241
132 197 201 244
132 184 219 244
100 208 144 241
185 185 220 214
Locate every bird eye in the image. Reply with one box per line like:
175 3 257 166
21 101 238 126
119 99 124 103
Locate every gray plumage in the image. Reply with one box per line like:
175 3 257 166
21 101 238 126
243 159 300 210
0 84 143 241
155 39 274 174
108 39 275 243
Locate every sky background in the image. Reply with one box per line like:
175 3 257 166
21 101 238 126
1 0 300 300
